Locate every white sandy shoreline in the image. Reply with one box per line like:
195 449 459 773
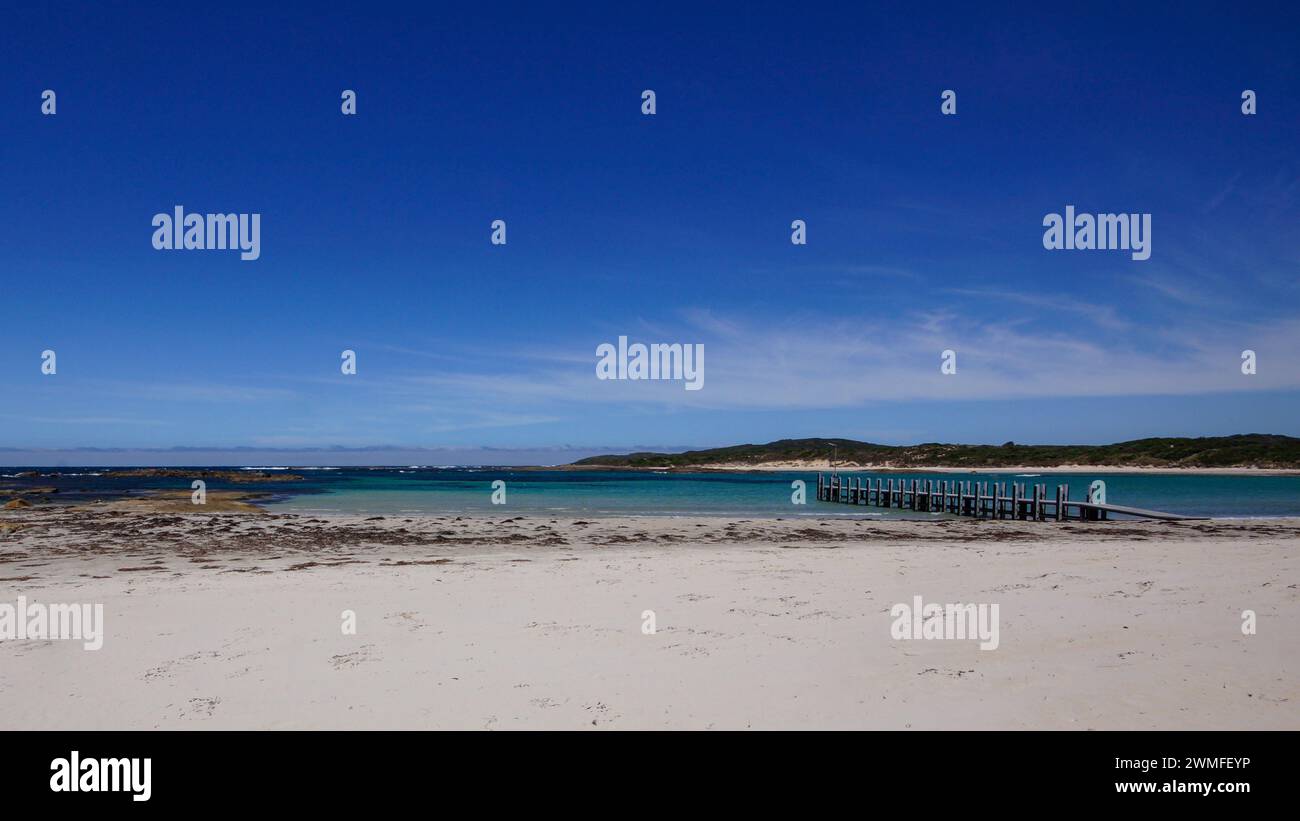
1 509 1296 730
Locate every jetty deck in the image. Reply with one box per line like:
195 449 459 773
815 473 1206 521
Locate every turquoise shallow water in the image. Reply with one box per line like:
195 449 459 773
5 467 1298 518
255 468 1300 519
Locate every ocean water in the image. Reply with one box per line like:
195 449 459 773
6 467 1299 519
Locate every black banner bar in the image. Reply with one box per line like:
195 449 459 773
3 731 1291 808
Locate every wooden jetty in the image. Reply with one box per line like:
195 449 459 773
814 473 1205 521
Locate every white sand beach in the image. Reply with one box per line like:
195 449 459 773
1 507 1296 730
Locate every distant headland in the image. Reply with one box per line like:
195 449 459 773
569 434 1300 471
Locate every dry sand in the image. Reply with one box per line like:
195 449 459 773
1 505 1296 730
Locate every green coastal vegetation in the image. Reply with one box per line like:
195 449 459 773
572 434 1300 469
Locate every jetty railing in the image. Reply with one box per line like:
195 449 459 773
814 474 1203 521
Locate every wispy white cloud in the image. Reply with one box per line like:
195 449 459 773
6 305 1296 444
384 308 1300 411
941 288 1131 332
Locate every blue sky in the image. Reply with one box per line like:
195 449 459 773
2 2 1299 464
